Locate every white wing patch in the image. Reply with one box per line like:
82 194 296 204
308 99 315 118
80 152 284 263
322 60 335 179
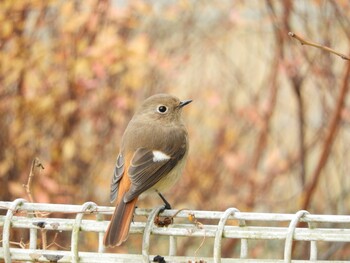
152 150 171 162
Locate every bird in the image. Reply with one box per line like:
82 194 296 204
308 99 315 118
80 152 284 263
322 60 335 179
103 93 192 247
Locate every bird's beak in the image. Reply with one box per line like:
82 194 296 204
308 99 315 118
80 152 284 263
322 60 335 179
178 99 192 108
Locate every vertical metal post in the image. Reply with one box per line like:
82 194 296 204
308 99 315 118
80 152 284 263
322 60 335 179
2 199 27 263
96 213 105 253
71 202 97 263
169 235 177 256
142 206 164 263
213 208 240 263
28 211 37 250
284 210 309 263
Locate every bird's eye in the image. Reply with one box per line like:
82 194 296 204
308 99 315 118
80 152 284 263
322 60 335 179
157 105 168 114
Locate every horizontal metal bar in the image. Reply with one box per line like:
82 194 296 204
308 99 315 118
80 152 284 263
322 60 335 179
0 201 113 214
0 248 349 263
1 216 350 242
1 201 350 223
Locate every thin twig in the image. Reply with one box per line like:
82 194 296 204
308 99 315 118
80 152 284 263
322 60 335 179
0 238 27 249
288 32 350 60
23 158 44 203
23 158 49 249
188 213 206 258
46 232 68 250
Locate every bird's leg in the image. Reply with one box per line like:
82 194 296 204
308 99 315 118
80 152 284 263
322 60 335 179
154 191 174 227
156 191 171 212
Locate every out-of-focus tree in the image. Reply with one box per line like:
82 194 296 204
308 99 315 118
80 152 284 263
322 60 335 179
1 0 350 259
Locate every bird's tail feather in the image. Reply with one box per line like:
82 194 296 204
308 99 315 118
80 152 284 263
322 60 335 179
103 197 138 247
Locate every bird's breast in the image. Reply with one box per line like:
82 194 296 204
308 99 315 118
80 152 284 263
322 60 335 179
142 156 187 196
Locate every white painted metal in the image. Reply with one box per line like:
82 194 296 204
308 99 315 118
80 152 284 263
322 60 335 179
1 199 350 262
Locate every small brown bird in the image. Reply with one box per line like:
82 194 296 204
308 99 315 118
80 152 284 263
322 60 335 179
103 93 191 247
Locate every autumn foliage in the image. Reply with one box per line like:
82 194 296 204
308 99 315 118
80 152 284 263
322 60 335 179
1 0 350 259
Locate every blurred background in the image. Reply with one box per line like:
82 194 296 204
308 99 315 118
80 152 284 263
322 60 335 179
1 0 350 260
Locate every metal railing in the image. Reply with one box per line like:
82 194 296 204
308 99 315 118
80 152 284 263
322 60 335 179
1 198 350 262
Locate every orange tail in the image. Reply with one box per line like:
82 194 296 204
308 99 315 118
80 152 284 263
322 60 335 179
103 197 138 247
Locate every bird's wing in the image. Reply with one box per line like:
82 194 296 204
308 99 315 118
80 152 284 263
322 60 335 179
110 153 125 203
123 142 187 202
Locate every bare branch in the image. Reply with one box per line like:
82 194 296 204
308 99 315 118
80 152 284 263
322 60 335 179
301 56 350 210
288 32 350 60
